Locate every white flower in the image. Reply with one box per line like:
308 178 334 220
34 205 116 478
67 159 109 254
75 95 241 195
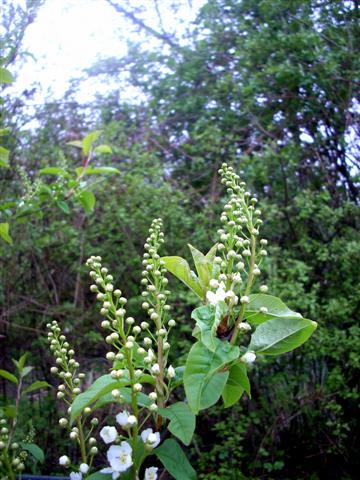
127 415 137 426
238 322 251 332
167 365 176 378
100 426 118 444
116 411 129 427
241 351 256 364
59 455 70 466
145 466 158 480
232 273 242 284
206 282 226 305
79 463 89 474
141 428 160 448
104 442 133 474
70 473 82 480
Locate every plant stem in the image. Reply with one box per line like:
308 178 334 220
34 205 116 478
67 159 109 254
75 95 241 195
230 234 256 344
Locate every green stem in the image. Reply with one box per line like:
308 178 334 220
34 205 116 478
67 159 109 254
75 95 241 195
231 234 256 345
124 349 138 480
77 417 87 464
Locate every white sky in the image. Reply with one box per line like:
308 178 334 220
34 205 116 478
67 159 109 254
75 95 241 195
10 0 205 104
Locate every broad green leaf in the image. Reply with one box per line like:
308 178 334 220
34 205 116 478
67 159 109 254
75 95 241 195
191 302 227 352
23 380 51 395
0 67 14 84
70 374 129 423
15 353 28 371
0 128 10 136
249 317 317 355
155 439 196 480
188 244 211 289
206 243 220 278
87 473 112 480
57 200 70 214
171 366 185 388
0 369 18 384
67 140 83 149
83 130 103 156
39 167 68 176
184 339 239 413
78 190 96 213
162 256 204 299
245 294 303 325
76 166 120 176
158 402 196 446
222 363 250 408
20 443 44 463
0 223 13 244
94 144 113 154
90 388 151 413
3 404 17 418
0 146 9 167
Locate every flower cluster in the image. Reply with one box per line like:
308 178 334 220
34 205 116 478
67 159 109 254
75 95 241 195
204 163 270 350
47 320 97 473
0 416 26 475
98 412 160 478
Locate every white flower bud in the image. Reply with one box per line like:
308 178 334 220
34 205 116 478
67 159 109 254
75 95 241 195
151 363 161 375
240 296 250 304
106 352 116 361
149 403 158 412
167 365 176 378
260 285 269 293
133 383 142 392
149 392 157 401
238 322 251 332
260 306 268 314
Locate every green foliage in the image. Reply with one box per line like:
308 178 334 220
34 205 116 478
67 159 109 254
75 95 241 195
154 439 196 480
158 402 196 446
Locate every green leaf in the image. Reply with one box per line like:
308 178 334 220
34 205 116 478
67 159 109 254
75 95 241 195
67 140 83 149
87 166 120 175
23 380 51 395
20 443 45 463
249 317 318 355
94 144 113 154
21 366 34 377
0 128 10 136
162 256 204 299
16 353 28 371
0 146 9 167
0 222 13 244
3 404 17 419
188 243 211 290
78 190 96 213
222 363 251 408
87 473 112 480
83 130 103 156
39 167 68 176
0 369 18 384
245 294 303 325
155 439 196 480
57 200 70 214
70 374 130 423
0 67 14 84
158 402 196 446
206 243 220 278
171 366 185 388
184 339 239 413
191 303 227 352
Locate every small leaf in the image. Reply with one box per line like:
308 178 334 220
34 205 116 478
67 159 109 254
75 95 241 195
67 140 83 149
87 473 112 480
70 374 129 423
20 443 44 463
0 67 14 84
0 146 9 167
249 317 318 355
39 167 68 176
83 166 120 175
3 404 17 418
191 303 227 352
245 294 303 325
16 353 28 371
162 256 204 299
184 339 239 413
21 366 34 377
83 130 103 156
0 369 18 384
0 222 13 244
188 244 211 290
57 200 70 214
222 363 250 408
94 144 112 154
78 190 96 213
155 439 196 480
158 402 196 446
23 380 51 395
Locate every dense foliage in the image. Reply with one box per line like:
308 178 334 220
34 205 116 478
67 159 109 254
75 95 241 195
1 0 359 478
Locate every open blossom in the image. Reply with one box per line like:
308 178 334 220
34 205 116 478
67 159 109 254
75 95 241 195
70 473 82 480
100 425 118 444
101 442 133 479
241 351 256 364
206 282 226 305
141 428 160 448
116 411 130 427
145 466 158 480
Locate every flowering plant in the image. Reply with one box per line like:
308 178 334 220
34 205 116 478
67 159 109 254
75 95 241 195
47 163 317 479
